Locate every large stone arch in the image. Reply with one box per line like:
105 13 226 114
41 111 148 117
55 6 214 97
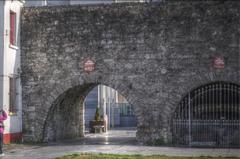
42 83 96 142
21 1 240 145
42 80 141 142
31 74 143 142
169 80 240 147
163 71 240 141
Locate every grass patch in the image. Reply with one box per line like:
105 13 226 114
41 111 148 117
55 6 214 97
55 154 240 159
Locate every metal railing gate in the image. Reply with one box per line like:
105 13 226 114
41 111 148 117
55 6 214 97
172 82 240 147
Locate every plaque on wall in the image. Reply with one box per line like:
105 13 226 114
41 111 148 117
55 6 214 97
213 56 224 69
84 59 95 73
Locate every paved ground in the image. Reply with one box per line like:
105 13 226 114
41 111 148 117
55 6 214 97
2 128 240 159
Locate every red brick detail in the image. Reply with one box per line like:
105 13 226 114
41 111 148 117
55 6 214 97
3 132 22 144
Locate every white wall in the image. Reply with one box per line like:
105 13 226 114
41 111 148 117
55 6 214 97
1 0 23 135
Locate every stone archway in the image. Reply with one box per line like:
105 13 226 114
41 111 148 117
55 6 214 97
42 83 96 142
42 83 139 142
171 81 240 147
164 75 240 145
21 2 240 145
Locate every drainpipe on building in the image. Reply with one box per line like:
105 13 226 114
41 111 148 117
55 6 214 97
0 0 5 108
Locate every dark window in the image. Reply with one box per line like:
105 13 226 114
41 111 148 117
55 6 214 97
10 11 17 46
9 77 17 113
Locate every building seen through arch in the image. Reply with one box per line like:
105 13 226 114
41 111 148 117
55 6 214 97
84 85 137 131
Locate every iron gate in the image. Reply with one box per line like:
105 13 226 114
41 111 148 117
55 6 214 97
172 82 240 147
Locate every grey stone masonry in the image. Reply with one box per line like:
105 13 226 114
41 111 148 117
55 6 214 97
21 1 240 144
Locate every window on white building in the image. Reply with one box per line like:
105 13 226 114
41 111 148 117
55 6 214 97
9 77 17 113
10 11 17 46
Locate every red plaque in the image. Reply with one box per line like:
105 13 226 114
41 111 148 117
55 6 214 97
84 59 95 73
213 56 224 69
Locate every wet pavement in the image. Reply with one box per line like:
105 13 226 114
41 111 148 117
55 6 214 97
3 128 240 159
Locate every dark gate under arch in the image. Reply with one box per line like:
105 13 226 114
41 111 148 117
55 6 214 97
172 82 240 148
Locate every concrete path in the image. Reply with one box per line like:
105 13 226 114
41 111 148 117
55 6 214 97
3 128 240 159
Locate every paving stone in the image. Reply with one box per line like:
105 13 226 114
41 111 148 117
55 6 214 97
4 129 240 159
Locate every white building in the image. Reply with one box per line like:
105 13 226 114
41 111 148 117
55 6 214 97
84 85 136 130
0 0 24 144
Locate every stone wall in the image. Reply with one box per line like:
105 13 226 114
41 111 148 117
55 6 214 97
21 1 240 144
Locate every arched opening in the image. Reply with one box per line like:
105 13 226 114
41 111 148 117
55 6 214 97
171 82 240 148
42 83 137 144
83 85 137 144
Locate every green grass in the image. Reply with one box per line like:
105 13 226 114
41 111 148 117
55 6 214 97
55 154 240 159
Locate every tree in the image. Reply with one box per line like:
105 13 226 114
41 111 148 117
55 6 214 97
94 107 101 121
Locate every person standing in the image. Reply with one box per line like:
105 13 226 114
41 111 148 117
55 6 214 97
0 109 7 156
